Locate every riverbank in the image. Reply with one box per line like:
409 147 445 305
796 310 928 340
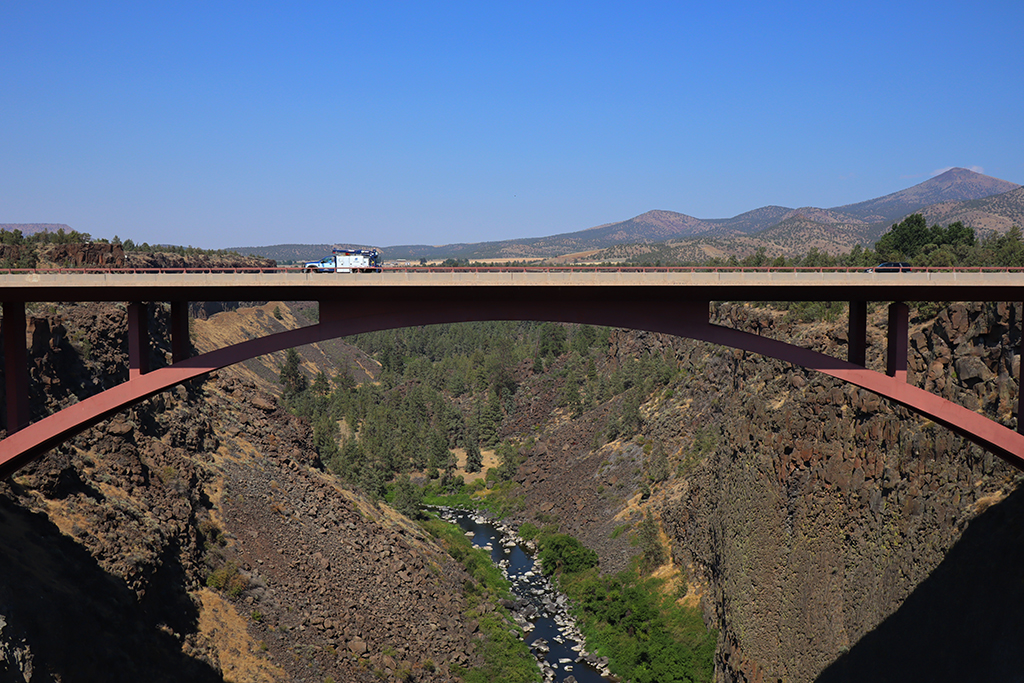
433 507 613 682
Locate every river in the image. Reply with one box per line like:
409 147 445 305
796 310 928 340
435 507 612 683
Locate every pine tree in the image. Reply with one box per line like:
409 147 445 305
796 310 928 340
392 474 423 519
465 435 483 473
279 348 307 398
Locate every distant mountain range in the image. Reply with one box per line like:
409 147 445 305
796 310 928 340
7 169 1020 263
588 169 1022 264
230 168 1020 263
0 223 72 236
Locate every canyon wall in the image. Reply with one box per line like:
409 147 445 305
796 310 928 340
662 302 1023 682
498 301 1023 682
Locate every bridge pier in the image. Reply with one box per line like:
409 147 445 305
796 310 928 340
130 301 191 375
2 302 29 434
886 301 909 382
1020 302 1024 435
170 301 190 363
848 300 867 366
128 302 150 379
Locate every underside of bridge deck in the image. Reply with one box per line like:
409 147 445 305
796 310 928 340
1 292 1022 478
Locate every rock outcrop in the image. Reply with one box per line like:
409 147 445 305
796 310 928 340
122 251 275 271
0 241 275 271
46 243 127 268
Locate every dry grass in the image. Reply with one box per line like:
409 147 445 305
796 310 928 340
456 447 500 483
405 447 499 485
190 303 295 392
34 492 95 541
420 258 546 265
973 490 1006 515
195 588 289 683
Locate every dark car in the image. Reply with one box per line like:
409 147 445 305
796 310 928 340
866 262 912 273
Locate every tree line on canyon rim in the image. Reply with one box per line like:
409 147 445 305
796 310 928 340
0 226 246 266
2 212 1023 270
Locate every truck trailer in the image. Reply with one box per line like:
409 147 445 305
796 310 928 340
303 249 382 273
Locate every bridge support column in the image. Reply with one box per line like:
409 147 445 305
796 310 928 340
1019 302 1024 434
848 300 867 367
128 302 150 380
3 302 29 434
170 301 190 364
886 301 909 382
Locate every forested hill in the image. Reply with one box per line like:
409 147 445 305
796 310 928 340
921 185 1024 234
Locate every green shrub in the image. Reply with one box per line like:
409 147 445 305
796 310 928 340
538 534 598 575
560 568 716 683
198 519 227 550
206 562 247 598
637 511 667 572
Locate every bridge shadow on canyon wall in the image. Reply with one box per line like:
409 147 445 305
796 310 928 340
816 485 1024 683
0 493 222 683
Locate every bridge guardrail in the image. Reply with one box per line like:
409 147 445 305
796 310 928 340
3 265 1024 275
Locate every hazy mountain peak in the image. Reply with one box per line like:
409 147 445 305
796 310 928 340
917 167 1019 198
832 168 1019 224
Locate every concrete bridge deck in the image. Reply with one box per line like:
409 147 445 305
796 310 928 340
1 268 1023 302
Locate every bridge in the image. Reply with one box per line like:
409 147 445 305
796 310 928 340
2 267 1024 477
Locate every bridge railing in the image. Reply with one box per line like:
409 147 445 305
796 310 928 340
2 265 1024 275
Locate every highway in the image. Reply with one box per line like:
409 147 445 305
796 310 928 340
0 267 1023 303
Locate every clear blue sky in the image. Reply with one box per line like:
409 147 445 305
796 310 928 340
3 1 1022 249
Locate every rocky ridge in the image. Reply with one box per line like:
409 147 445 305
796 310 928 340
0 241 276 271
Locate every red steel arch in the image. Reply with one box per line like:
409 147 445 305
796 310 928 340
2 288 1023 477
